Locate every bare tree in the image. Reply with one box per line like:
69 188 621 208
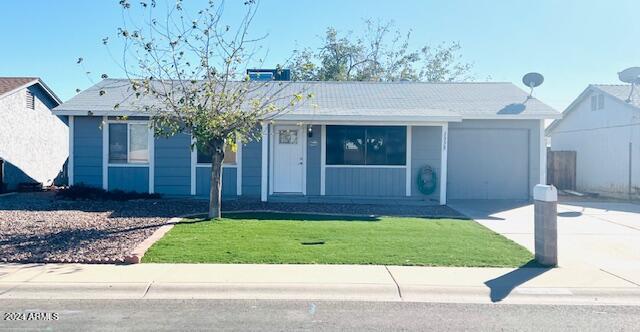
105 0 307 219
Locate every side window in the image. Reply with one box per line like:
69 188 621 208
108 123 149 164
597 94 605 110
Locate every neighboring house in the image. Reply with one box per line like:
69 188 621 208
0 77 67 192
53 79 560 204
547 84 640 199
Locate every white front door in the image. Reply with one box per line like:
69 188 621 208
273 125 305 193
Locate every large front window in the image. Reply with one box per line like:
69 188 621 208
108 123 149 164
326 126 406 166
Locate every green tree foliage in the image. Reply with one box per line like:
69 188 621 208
106 0 307 219
290 20 473 82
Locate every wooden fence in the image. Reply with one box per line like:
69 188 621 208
547 150 576 190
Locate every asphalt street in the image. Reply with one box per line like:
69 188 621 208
1 299 639 331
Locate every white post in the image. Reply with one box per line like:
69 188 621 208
540 119 547 185
320 125 326 196
68 115 74 186
148 124 155 194
236 138 243 196
190 136 197 195
439 123 448 205
405 125 412 196
260 123 269 202
102 116 109 190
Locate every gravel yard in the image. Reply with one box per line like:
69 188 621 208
0 192 463 263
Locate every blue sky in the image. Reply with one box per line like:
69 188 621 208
1 0 639 110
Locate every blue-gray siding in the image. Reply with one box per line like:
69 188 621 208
73 116 102 187
306 125 321 196
154 134 191 195
325 167 406 196
411 126 442 200
241 139 262 198
108 167 149 192
196 167 237 197
447 119 540 200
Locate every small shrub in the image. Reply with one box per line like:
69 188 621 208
57 184 161 201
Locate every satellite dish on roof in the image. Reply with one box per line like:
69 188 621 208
618 67 640 103
618 67 640 84
522 72 544 98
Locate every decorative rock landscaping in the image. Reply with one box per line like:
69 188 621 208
0 192 463 263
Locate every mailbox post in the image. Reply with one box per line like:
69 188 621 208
533 184 558 266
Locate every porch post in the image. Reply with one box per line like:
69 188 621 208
439 123 448 205
102 116 108 190
68 115 74 186
405 125 412 196
260 122 269 202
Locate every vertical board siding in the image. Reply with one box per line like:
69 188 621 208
411 126 442 199
73 116 103 187
154 133 191 195
306 125 322 195
325 167 405 196
196 167 237 197
241 140 262 198
108 167 149 192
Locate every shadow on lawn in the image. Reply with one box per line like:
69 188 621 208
484 259 553 302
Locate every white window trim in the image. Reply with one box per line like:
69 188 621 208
269 124 307 196
261 123 269 201
539 119 546 185
103 118 154 193
439 123 448 205
68 116 74 186
320 125 326 196
406 125 412 196
190 136 243 196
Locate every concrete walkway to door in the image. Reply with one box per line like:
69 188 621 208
449 199 640 286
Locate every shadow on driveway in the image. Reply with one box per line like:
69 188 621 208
484 260 552 302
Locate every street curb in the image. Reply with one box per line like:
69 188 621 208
2 282 640 305
124 213 205 264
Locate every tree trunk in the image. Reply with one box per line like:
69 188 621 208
208 140 224 220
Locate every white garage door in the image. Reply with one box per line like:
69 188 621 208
447 128 529 199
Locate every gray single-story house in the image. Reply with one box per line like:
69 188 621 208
0 77 67 192
53 79 560 204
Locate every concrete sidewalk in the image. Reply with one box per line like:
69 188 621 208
1 263 640 305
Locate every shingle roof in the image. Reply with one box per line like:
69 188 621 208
0 77 38 97
53 79 560 120
0 77 62 105
592 84 640 109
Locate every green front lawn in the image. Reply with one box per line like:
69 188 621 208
142 213 532 267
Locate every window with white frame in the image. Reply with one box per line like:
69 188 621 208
108 122 149 164
326 125 407 166
196 145 237 165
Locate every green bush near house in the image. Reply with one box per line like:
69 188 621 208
143 212 532 267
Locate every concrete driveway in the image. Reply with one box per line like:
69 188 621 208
449 199 640 285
